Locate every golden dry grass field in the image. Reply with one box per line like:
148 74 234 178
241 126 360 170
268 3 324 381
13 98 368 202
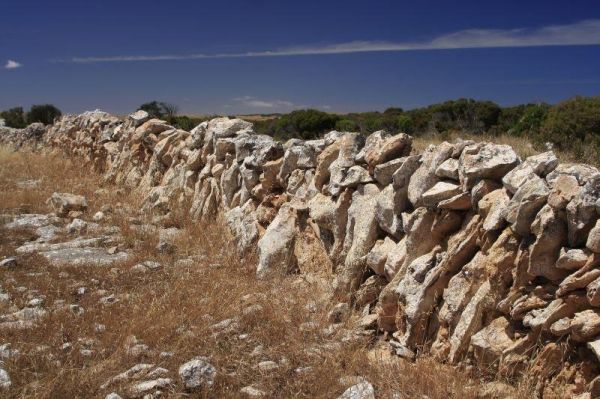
0 147 547 398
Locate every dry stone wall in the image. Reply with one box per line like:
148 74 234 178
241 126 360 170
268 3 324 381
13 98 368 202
3 109 600 392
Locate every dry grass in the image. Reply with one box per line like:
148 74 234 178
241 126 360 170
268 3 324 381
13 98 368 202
0 147 126 216
411 131 582 164
0 146 540 398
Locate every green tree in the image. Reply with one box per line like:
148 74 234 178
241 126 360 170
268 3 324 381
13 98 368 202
161 102 178 124
27 104 62 125
0 107 26 128
172 115 210 131
423 99 501 134
540 96 600 142
396 114 414 133
138 101 179 123
383 107 404 115
335 119 360 132
539 96 600 163
272 109 339 140
139 101 165 119
510 104 550 137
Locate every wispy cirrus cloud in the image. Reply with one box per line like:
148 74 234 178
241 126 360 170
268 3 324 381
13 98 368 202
233 96 295 109
64 19 600 64
226 96 332 112
4 60 22 69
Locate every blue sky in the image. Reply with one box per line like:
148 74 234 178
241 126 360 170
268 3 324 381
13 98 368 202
1 0 600 115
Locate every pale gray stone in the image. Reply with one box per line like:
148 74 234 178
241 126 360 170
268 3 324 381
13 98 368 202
257 204 297 279
337 381 375 399
503 175 549 236
179 357 216 389
459 143 520 189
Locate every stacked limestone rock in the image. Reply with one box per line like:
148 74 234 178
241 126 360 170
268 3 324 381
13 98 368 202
6 110 600 395
0 122 46 148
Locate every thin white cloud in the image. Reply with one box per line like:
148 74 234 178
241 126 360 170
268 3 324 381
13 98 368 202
478 78 600 86
234 96 295 108
4 60 22 69
64 19 600 64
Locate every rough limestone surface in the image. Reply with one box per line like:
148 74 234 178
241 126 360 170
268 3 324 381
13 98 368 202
556 248 589 271
528 204 568 281
421 181 462 207
435 157 459 180
178 357 216 389
337 381 375 399
407 143 453 207
6 111 600 396
503 175 550 237
459 143 520 188
373 158 403 186
566 175 600 247
48 192 88 216
0 367 11 389
587 220 600 253
374 185 404 238
470 317 515 367
225 203 259 255
334 184 380 297
548 174 580 209
364 132 411 168
256 204 298 279
502 151 558 194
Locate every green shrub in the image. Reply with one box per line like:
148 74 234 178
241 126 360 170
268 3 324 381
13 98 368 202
271 109 340 140
138 101 178 123
539 96 600 163
27 104 62 125
396 114 414 133
418 99 501 134
511 104 550 137
139 101 165 119
0 107 26 128
172 115 209 131
335 119 360 132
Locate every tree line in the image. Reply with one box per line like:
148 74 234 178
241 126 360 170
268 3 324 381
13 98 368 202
2 96 599 164
0 105 62 128
252 96 600 164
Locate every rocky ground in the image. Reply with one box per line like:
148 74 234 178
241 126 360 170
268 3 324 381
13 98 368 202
0 142 539 397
